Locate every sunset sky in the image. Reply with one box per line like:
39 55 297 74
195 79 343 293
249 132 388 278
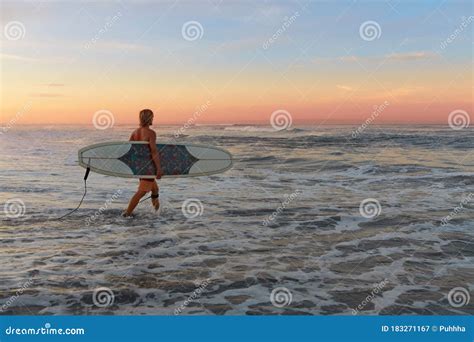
0 0 472 125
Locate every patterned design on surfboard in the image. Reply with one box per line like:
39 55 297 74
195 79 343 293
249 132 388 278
117 144 199 176
78 141 233 178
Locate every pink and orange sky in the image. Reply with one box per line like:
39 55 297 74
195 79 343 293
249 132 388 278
1 1 472 126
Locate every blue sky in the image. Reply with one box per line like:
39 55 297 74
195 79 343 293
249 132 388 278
1 0 472 124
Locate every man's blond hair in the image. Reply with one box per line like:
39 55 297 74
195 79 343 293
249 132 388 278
139 109 154 126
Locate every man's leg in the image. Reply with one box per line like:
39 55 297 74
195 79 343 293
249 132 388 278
151 181 160 211
124 190 147 216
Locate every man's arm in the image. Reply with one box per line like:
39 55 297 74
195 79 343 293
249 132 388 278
148 130 162 179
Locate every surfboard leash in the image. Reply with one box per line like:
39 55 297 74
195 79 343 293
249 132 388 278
139 195 152 203
52 164 154 220
52 163 90 221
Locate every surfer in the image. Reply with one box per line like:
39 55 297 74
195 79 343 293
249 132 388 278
123 109 163 217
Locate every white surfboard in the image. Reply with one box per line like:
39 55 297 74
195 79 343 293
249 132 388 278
78 141 233 178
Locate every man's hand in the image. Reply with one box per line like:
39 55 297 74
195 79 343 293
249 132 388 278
156 169 163 179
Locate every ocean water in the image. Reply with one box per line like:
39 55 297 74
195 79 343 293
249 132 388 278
0 124 473 315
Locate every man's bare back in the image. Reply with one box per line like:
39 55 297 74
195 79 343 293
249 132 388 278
129 126 155 142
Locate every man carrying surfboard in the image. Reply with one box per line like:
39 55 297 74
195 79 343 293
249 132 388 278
123 109 163 217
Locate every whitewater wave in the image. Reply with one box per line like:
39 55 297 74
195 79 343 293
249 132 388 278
224 126 306 133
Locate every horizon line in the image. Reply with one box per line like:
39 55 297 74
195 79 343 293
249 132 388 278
0 122 457 127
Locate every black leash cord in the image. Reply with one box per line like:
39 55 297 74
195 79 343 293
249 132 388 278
53 167 89 221
139 195 152 203
53 166 154 220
